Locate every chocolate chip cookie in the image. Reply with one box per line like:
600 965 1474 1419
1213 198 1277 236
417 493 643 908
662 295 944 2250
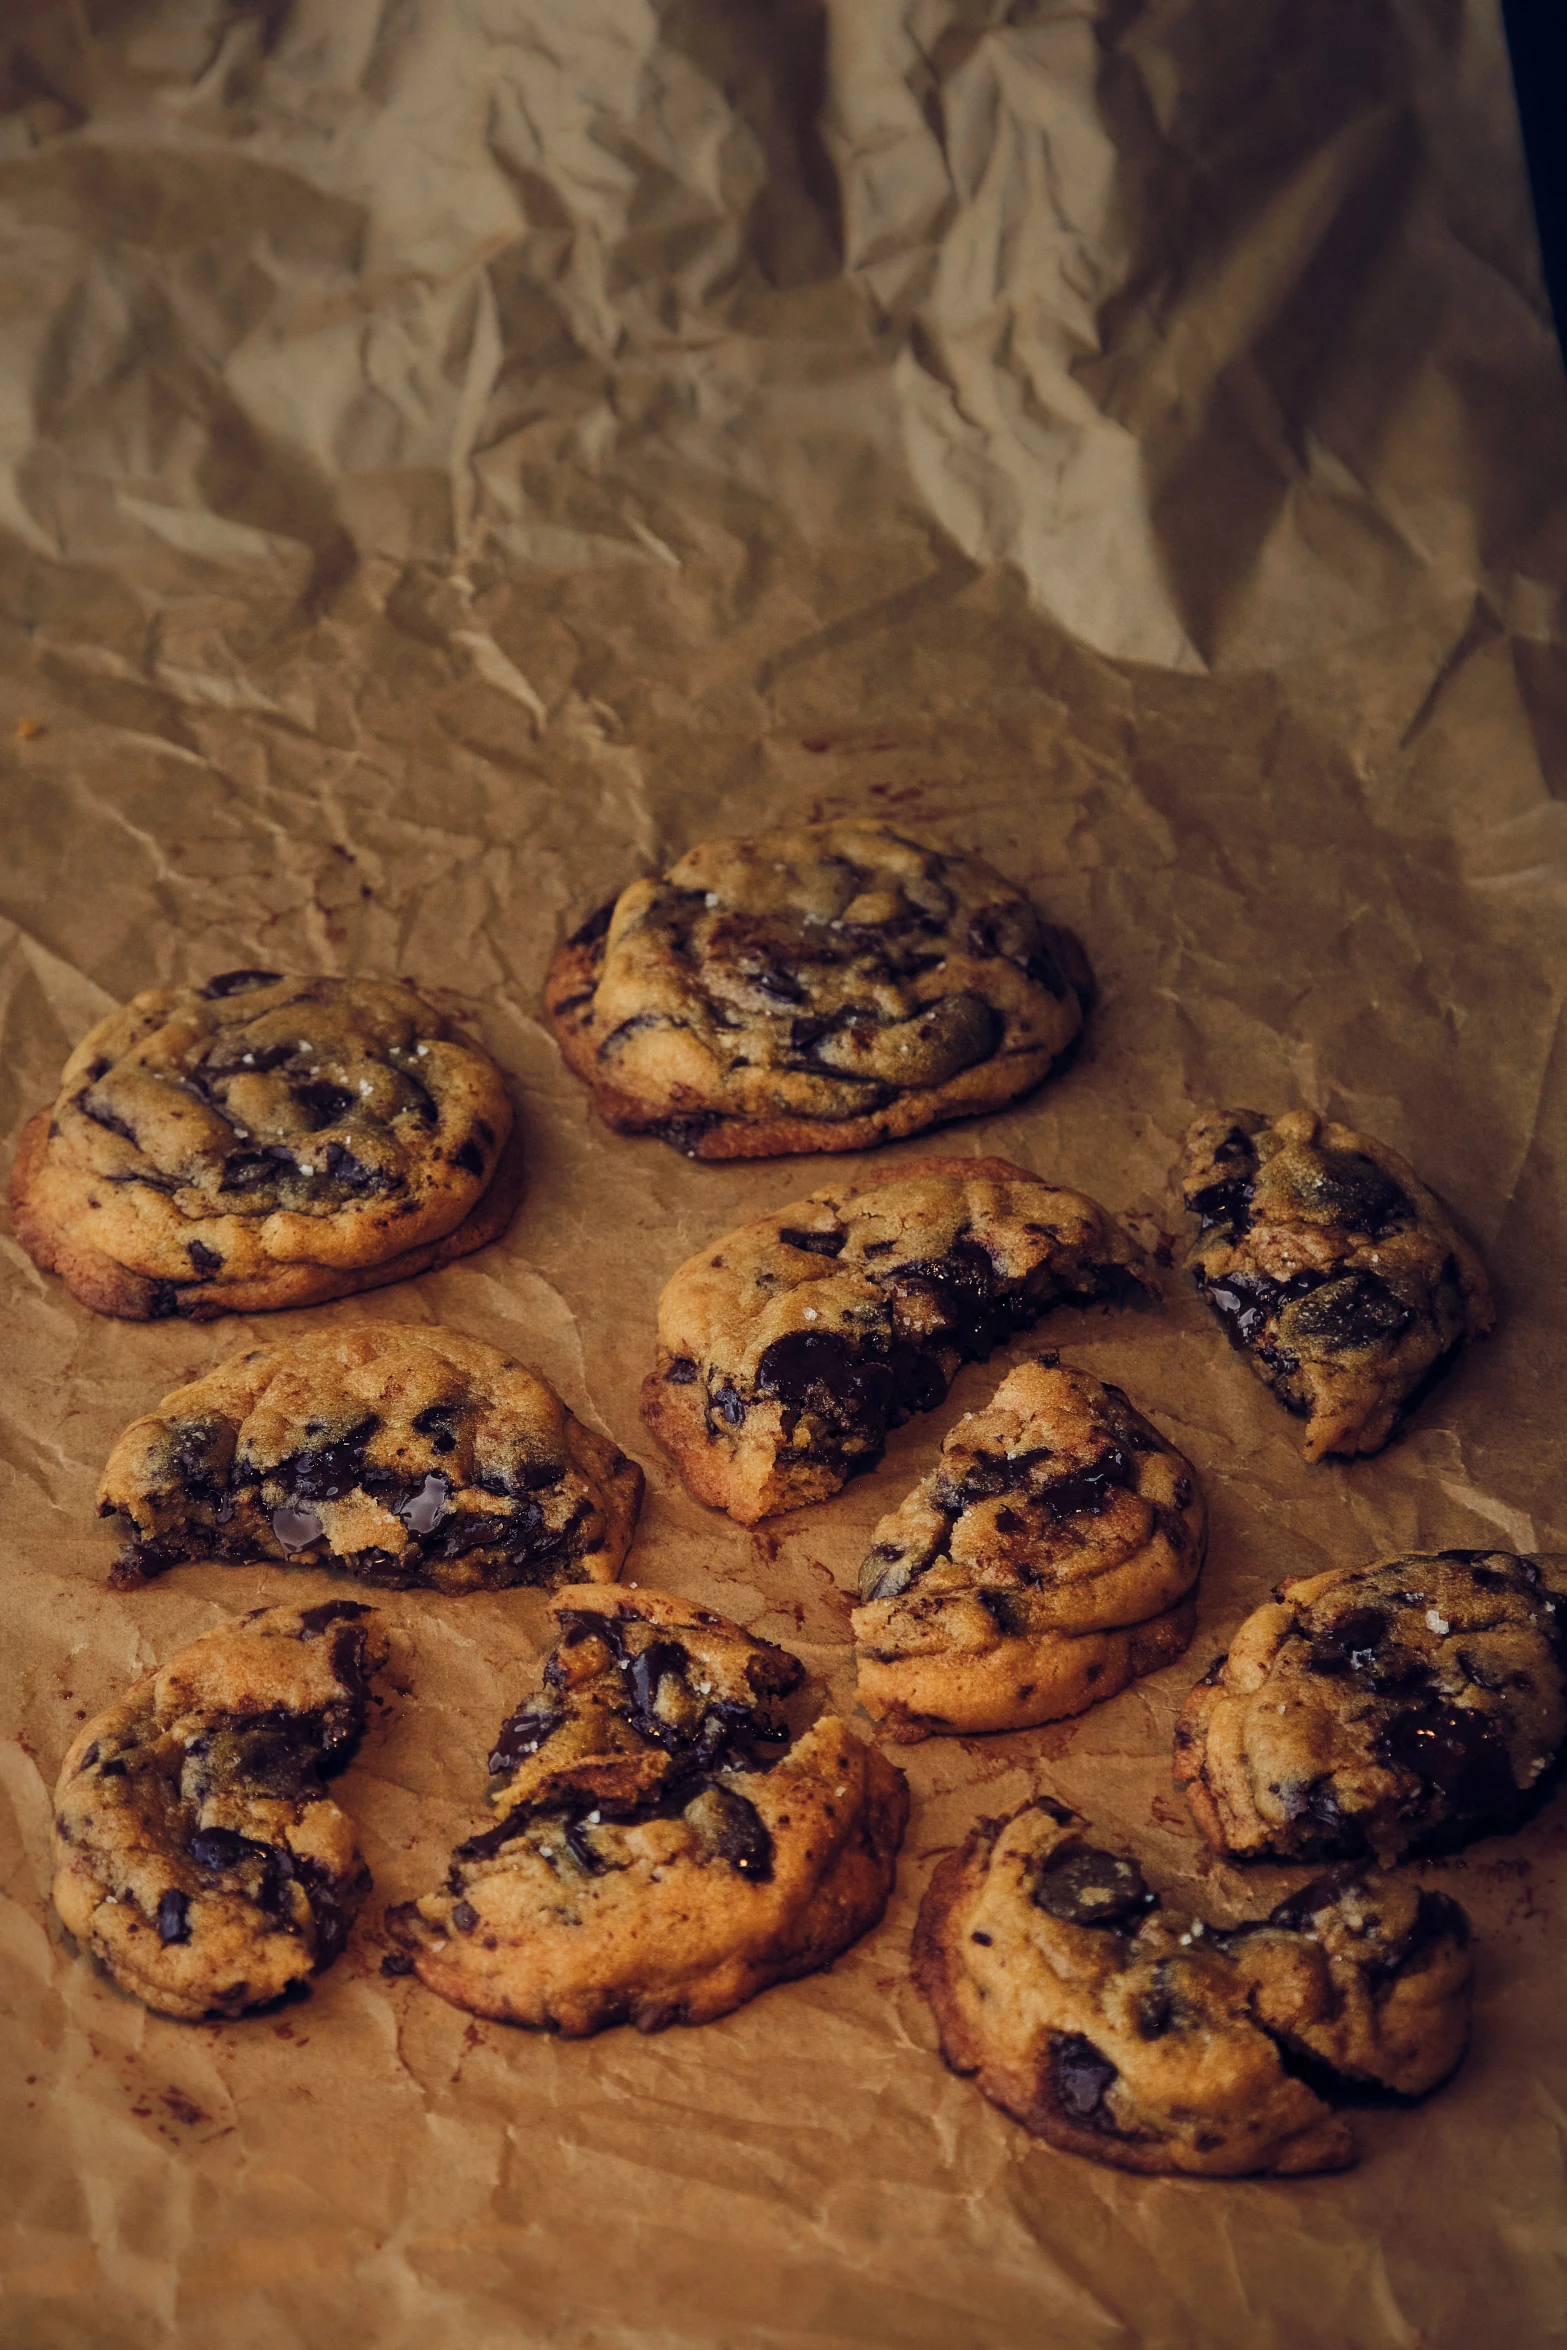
99 1324 644 1595
914 1797 1472 2176
545 823 1089 1159
1182 1108 1492 1459
642 1156 1150 1524
852 1358 1204 1738
11 971 522 1319
386 1588 909 2034
1174 1548 1567 1864
52 1599 386 2020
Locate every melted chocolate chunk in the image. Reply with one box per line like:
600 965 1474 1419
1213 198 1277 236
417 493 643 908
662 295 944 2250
1033 1846 1155 1930
487 1703 564 1778
189 1826 273 1874
293 1079 355 1127
1050 2031 1120 2127
1201 1265 1329 1347
157 1888 191 1943
451 1900 479 1933
278 1418 378 1504
1291 1149 1412 1238
1304 1607 1389 1676
1037 1445 1135 1521
1286 1270 1414 1349
186 1239 224 1277
1265 1863 1371 1933
1280 1776 1356 1841
397 1474 452 1537
1188 1177 1254 1233
147 1281 182 1319
294 1600 371 1638
665 1356 699 1385
411 1404 460 1451
381 1949 416 1976
1378 1699 1519 1821
655 1111 721 1157
699 1785 773 1880
452 1138 485 1177
1135 1981 1175 2040
271 1505 324 1552
777 1227 847 1257
201 969 283 998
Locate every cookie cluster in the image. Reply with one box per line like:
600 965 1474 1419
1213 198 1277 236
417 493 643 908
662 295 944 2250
29 819 1529 2183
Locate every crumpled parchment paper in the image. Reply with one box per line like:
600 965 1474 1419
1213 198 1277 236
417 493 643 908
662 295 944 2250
2 3 1565 2345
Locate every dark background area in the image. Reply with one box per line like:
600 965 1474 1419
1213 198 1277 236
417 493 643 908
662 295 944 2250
1505 0 1567 363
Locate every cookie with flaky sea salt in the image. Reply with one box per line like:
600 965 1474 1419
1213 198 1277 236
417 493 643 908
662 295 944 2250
10 970 523 1320
386 1587 909 2034
641 1154 1150 1524
913 1797 1472 2177
1174 1548 1567 1865
52 1599 386 2020
99 1323 644 1595
1181 1107 1492 1459
545 822 1089 1159
852 1357 1204 1739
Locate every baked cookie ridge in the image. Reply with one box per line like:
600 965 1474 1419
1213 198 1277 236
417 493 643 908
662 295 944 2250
386 1587 909 2034
11 970 521 1319
1174 1547 1567 1864
545 822 1089 1158
1181 1106 1492 1459
913 1797 1473 2176
99 1322 644 1596
852 1355 1204 1738
642 1155 1152 1524
52 1599 387 2020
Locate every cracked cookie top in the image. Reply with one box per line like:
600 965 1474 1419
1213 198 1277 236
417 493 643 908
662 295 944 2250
852 1357 1204 1736
1181 1107 1492 1459
99 1323 643 1596
386 1588 909 2035
12 971 517 1318
545 823 1088 1159
914 1797 1472 2177
1175 1548 1567 1864
52 1599 388 2021
642 1155 1150 1523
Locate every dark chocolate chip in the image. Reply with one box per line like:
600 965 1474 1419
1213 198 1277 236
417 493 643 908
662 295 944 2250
380 1950 416 1976
294 1600 370 1637
186 1239 224 1277
1032 1846 1155 1930
293 1079 355 1127
452 1138 485 1177
157 1889 192 1944
777 1227 847 1257
451 1901 479 1933
1304 1607 1389 1676
698 1785 774 1881
1283 1270 1414 1350
280 1417 379 1503
1377 1699 1519 1820
201 969 283 998
664 1356 699 1385
1050 2031 1120 2126
271 1504 324 1552
397 1474 452 1537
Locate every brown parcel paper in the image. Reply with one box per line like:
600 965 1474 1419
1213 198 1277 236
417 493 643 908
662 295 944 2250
2 1 1566 2343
